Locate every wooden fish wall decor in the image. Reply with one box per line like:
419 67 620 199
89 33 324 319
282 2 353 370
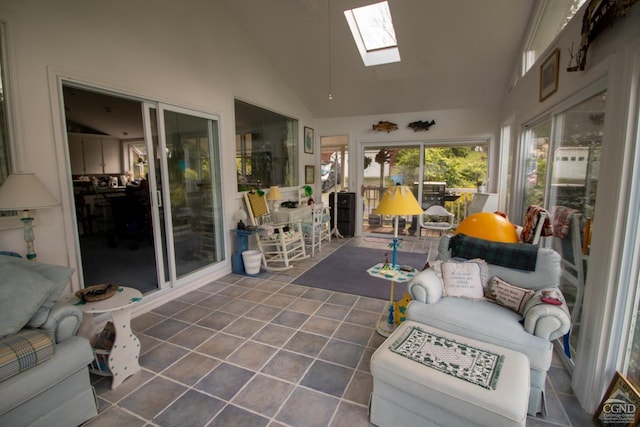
372 121 398 133
408 120 436 131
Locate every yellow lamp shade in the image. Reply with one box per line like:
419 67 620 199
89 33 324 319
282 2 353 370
374 186 423 216
455 212 518 243
266 186 283 201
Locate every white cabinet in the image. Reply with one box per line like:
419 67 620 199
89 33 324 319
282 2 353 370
68 134 85 175
468 193 499 216
69 133 122 175
100 139 121 174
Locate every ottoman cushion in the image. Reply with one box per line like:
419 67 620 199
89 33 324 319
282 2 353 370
371 320 530 427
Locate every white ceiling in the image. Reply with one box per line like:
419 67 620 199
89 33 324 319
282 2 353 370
222 0 535 118
62 0 536 138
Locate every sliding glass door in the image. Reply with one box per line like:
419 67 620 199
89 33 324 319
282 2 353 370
520 89 606 371
362 142 489 236
144 104 224 286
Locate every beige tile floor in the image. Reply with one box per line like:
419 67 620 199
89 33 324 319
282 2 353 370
85 236 594 427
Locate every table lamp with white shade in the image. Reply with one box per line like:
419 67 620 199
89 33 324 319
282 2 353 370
266 186 283 212
374 185 424 267
0 173 59 260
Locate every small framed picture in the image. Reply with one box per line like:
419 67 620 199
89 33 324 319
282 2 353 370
304 126 314 154
305 165 315 184
594 371 640 426
539 48 560 102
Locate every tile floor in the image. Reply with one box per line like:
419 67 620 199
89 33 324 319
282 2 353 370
85 236 594 426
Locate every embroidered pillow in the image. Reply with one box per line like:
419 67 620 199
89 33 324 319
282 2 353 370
431 259 488 299
485 276 535 315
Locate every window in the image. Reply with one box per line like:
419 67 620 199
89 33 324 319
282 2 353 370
0 24 10 183
234 100 298 191
0 22 14 219
522 119 551 210
344 1 400 66
522 0 587 74
520 89 606 366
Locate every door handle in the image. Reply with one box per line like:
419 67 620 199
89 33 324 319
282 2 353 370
156 190 162 208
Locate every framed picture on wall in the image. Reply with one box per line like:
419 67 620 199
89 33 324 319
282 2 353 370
539 48 560 102
305 165 315 184
304 126 314 154
594 371 640 426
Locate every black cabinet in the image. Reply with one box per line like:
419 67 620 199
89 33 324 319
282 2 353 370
329 192 356 237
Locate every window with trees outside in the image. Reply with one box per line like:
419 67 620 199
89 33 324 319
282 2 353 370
234 100 298 191
362 142 488 235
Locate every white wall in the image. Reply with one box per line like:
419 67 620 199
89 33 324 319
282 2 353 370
0 0 315 286
499 4 640 413
316 107 501 194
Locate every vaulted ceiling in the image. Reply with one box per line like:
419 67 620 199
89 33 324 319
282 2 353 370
222 0 536 118
62 1 536 139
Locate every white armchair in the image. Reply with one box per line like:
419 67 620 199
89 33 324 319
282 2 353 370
405 235 571 416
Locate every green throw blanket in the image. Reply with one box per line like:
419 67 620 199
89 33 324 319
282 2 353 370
449 233 539 271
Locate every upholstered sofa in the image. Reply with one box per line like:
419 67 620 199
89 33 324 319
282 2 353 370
406 235 571 416
0 254 98 427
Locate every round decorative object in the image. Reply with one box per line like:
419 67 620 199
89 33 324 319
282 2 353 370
455 212 518 243
76 284 120 302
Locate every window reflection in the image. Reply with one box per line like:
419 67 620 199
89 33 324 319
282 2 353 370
523 120 551 209
0 22 13 217
234 100 298 191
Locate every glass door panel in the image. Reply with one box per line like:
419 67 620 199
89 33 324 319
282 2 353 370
142 105 170 287
523 120 551 211
422 144 488 225
549 90 605 363
363 145 421 236
160 108 224 280
362 143 489 236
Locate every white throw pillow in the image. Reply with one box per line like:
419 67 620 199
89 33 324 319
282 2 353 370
431 259 488 299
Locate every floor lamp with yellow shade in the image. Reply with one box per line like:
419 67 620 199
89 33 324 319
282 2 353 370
374 185 424 267
369 186 424 335
0 173 59 260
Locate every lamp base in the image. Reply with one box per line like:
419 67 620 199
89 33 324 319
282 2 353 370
376 314 397 337
20 211 37 260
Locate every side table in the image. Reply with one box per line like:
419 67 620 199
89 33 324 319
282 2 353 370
367 263 418 337
77 286 142 389
232 228 260 275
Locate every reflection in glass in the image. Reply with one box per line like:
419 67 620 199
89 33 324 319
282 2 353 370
163 110 223 278
523 120 551 209
1 23 13 216
549 91 604 218
550 91 605 361
234 100 298 191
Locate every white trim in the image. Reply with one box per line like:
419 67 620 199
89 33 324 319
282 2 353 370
0 16 24 173
572 44 640 412
617 44 640 382
45 69 231 295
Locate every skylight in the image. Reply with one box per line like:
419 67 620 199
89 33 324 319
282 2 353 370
344 1 400 67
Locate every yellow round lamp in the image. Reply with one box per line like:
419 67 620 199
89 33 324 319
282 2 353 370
455 212 518 243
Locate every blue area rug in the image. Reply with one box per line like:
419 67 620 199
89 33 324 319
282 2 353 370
293 245 428 300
